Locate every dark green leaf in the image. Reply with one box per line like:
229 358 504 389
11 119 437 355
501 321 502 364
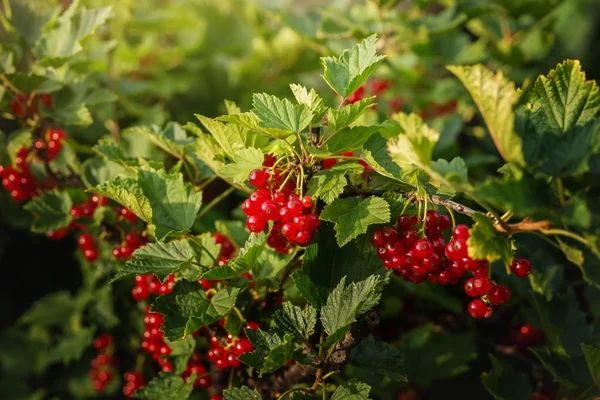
481 354 532 400
349 335 407 382
467 213 513 264
223 386 262 400
133 372 194 400
24 191 72 233
272 302 317 341
306 161 364 204
330 379 371 400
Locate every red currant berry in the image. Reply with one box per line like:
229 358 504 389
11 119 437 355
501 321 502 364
468 299 493 319
78 233 94 250
84 247 99 262
400 229 418 247
301 195 313 208
260 200 280 220
371 230 385 247
413 239 433 258
510 258 531 278
280 222 298 242
382 225 398 242
248 169 268 187
286 198 303 216
246 215 267 233
452 224 470 240
295 230 311 246
488 285 510 305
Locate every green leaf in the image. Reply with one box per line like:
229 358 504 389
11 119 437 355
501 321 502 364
307 161 363 204
295 223 387 309
349 335 407 382
290 84 327 123
448 64 524 165
93 176 153 223
137 168 203 239
20 291 77 327
220 148 264 184
581 344 600 388
321 275 383 339
152 282 240 341
467 213 513 264
326 97 376 133
223 386 262 400
481 354 532 400
239 330 302 375
325 126 379 154
44 328 95 365
252 93 312 133
252 248 298 282
528 60 600 134
322 34 385 97
320 196 390 246
272 302 317 341
330 379 371 400
202 233 267 280
362 134 413 189
430 157 469 190
388 113 440 174
166 336 196 374
134 123 194 160
194 114 245 160
110 239 195 283
35 6 113 66
24 191 72 233
133 372 194 400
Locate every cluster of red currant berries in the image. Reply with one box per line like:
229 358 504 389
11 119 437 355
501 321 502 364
122 370 145 398
10 92 52 119
372 211 530 318
242 157 319 252
34 128 67 162
0 147 38 202
142 307 173 372
207 322 257 370
89 334 116 392
133 274 175 301
181 353 212 389
113 231 147 260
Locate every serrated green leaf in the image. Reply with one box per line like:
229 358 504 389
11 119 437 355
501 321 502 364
320 196 390 246
134 123 194 160
35 6 113 66
252 248 298 282
349 335 407 383
326 97 376 133
24 191 72 233
321 275 383 338
296 223 387 309
111 239 195 283
152 282 239 341
581 344 600 388
448 64 524 165
93 176 153 223
529 60 600 134
133 372 194 400
252 93 312 133
272 302 317 341
430 157 468 191
481 354 532 400
290 84 327 123
362 134 412 189
330 379 371 400
322 34 385 97
202 233 266 280
223 386 262 400
19 291 77 327
44 328 95 365
220 148 264 184
325 126 379 154
388 113 440 175
467 213 512 264
194 114 245 160
239 330 302 375
137 168 203 239
215 220 249 249
307 161 363 204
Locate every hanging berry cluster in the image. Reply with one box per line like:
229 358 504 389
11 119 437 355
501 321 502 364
133 274 176 301
113 232 147 260
213 233 235 266
10 92 53 119
34 128 67 161
0 147 38 202
206 322 256 370
181 353 212 389
122 371 145 398
89 334 116 392
242 156 319 252
142 307 173 372
372 210 528 319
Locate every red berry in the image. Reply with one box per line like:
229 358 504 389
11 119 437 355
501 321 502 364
263 154 276 167
510 258 531 278
488 285 510 305
246 215 267 233
78 233 94 250
397 214 414 229
245 321 259 330
465 277 492 297
280 222 298 242
347 86 365 104
301 195 313 208
468 299 493 319
438 214 451 231
260 200 280 220
371 230 385 247
445 239 468 261
84 247 99 262
248 169 268 187
305 214 320 231
120 208 138 223
382 225 399 242
295 230 311 246
452 224 470 240
413 239 433 258
286 198 303 215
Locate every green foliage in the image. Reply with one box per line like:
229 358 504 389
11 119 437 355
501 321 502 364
134 372 195 400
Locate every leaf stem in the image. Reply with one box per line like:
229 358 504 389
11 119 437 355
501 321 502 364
196 187 236 220
555 177 566 206
277 386 311 400
189 236 218 265
539 229 590 247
